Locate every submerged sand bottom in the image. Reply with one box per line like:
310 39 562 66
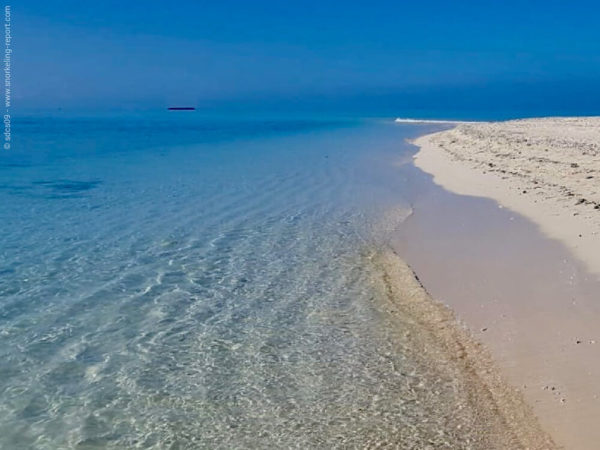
368 249 555 449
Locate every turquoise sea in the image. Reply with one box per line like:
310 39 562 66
1 115 500 448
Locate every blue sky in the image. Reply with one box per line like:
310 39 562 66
17 0 600 116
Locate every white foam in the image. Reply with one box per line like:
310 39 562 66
394 118 479 124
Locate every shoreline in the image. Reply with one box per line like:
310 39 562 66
412 118 600 277
401 117 600 449
394 118 479 124
370 249 556 449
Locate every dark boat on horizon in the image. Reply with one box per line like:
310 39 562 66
167 107 196 111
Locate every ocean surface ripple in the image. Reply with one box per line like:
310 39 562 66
0 116 492 448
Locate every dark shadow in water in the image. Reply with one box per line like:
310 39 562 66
0 179 102 199
32 179 102 193
34 179 102 198
0 162 35 168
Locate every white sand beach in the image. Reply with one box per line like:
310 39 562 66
413 117 600 276
406 117 600 449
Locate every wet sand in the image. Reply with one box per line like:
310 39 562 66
369 249 556 449
394 119 600 449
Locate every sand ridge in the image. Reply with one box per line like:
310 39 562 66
370 249 556 450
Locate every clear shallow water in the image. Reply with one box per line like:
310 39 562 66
1 116 493 448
